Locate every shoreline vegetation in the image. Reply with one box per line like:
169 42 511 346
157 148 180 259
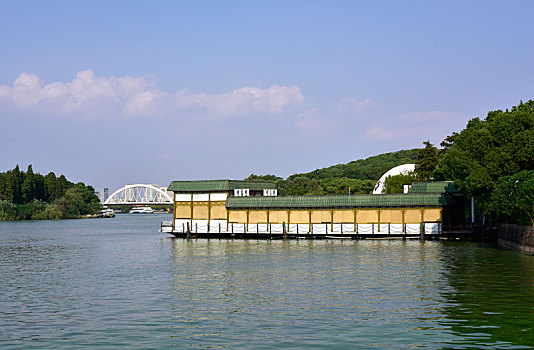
0 165 100 221
246 100 534 227
2 100 533 225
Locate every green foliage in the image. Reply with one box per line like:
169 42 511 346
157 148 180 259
16 199 48 220
415 141 438 181
434 100 534 222
0 200 17 221
32 203 63 220
245 174 282 182
251 149 418 196
53 183 100 219
287 149 419 181
383 172 416 194
435 100 534 199
0 165 100 221
319 178 375 195
276 177 324 195
275 177 375 196
489 170 534 226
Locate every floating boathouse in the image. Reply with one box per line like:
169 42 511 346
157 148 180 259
163 179 466 238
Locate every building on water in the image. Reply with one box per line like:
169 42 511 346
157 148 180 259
163 179 466 238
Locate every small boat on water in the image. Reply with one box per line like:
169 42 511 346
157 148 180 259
129 206 154 214
100 207 116 218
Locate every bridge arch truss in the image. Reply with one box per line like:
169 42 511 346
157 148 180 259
104 184 173 205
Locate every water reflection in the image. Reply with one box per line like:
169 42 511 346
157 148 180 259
439 242 534 348
3 215 532 349
169 239 464 348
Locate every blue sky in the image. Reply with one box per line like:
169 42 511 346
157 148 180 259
1 0 533 191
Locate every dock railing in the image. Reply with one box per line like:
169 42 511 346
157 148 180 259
160 220 174 233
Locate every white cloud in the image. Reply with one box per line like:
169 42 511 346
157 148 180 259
294 107 327 132
334 97 377 115
0 70 304 119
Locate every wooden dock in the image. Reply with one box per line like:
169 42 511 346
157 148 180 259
161 221 473 240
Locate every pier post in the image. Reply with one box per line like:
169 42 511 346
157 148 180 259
420 222 425 240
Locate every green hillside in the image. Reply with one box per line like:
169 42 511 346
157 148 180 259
288 148 420 181
246 148 420 195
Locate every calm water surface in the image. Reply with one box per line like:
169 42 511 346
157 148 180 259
1 215 534 349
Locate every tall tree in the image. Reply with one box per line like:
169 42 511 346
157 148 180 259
44 172 59 202
57 175 70 198
435 100 534 215
21 164 37 203
9 166 23 204
489 170 534 226
414 141 438 181
383 172 416 194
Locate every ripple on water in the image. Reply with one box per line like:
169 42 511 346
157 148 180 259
1 217 534 349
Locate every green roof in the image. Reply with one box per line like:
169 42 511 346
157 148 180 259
226 193 450 209
408 181 459 193
168 180 277 192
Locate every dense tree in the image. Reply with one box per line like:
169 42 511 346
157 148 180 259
10 166 23 204
434 100 534 219
319 178 375 195
21 165 37 203
245 174 282 182
246 149 419 196
287 149 419 181
489 170 534 226
57 175 70 199
383 172 416 194
276 177 324 196
439 132 458 155
414 141 438 181
0 165 100 220
435 100 534 197
44 172 59 201
274 177 375 196
52 183 100 219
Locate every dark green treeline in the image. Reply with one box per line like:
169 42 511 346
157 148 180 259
245 149 419 196
0 165 100 221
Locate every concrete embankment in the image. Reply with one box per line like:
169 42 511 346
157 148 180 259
498 224 534 254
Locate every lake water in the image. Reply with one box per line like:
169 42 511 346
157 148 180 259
1 214 534 349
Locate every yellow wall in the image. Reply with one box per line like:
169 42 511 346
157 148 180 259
333 209 354 223
423 208 441 222
249 209 268 223
193 202 209 219
269 210 288 224
175 202 191 219
310 209 331 223
404 208 422 223
210 201 227 220
357 209 378 223
290 210 310 224
380 209 403 223
228 209 247 223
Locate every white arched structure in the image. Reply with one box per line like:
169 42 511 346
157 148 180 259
373 164 415 195
104 184 173 205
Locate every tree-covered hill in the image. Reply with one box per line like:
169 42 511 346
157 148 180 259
245 149 420 195
287 149 419 181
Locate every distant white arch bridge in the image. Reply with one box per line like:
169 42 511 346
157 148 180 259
104 184 173 205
